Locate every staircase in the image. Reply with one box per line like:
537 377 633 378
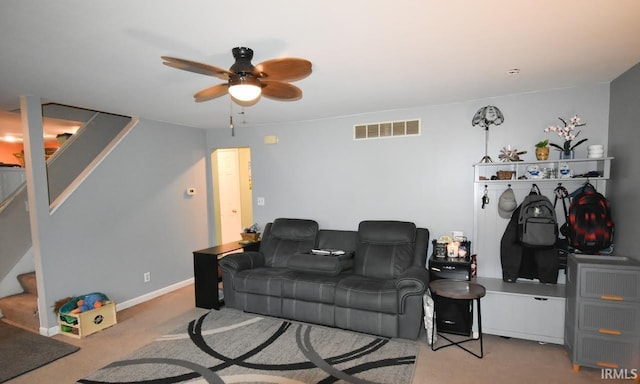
0 272 39 332
0 104 135 333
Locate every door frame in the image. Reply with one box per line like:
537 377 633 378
210 147 253 245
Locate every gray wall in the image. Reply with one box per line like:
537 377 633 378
207 84 611 256
37 118 209 329
32 79 633 329
609 62 640 260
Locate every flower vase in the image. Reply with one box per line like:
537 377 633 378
559 150 575 160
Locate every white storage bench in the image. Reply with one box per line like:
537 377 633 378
475 277 566 344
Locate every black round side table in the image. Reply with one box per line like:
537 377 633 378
429 279 486 358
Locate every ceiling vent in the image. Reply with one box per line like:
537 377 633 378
354 119 420 140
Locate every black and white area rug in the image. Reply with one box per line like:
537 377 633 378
78 308 417 383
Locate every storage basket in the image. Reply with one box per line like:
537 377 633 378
496 170 515 180
58 292 117 338
240 232 260 242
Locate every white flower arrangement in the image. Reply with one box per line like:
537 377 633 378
544 115 588 154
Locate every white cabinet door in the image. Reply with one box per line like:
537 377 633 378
481 291 565 344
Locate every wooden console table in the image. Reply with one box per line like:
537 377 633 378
193 241 260 310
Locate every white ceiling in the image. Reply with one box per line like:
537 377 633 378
1 0 640 138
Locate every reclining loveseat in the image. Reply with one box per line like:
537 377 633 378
219 218 430 339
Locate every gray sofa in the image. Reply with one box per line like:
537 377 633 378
219 218 430 339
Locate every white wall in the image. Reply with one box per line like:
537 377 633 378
35 118 209 329
207 83 611 272
0 248 34 297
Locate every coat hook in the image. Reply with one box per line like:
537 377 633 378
481 185 490 209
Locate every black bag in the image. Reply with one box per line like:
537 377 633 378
517 184 558 247
566 182 614 253
501 205 560 284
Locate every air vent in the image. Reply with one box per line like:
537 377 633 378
354 119 420 140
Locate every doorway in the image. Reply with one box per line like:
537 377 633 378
211 147 253 244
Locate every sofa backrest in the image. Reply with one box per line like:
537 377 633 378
316 229 357 253
354 220 428 279
260 218 319 267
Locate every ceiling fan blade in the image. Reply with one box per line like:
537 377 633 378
161 56 231 80
254 58 312 82
261 81 303 101
193 83 229 102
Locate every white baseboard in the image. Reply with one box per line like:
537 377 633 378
115 278 194 312
44 278 194 336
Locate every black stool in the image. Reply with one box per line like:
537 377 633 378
429 279 486 358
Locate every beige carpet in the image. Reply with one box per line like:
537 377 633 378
5 284 631 383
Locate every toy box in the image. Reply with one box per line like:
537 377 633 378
58 294 117 338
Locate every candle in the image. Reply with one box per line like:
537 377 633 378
447 241 459 258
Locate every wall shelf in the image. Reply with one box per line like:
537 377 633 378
470 158 615 344
473 157 612 184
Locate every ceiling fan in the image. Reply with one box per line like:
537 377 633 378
161 47 312 106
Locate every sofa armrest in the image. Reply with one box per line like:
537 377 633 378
395 267 430 313
219 251 265 273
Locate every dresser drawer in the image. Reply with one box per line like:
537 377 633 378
579 299 640 335
576 333 640 370
580 268 640 302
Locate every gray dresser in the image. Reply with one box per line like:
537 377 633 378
565 254 640 372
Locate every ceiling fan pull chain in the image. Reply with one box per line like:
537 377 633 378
240 107 247 124
229 100 235 137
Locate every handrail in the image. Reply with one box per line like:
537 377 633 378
0 181 26 216
46 111 100 164
49 116 138 214
1 109 136 286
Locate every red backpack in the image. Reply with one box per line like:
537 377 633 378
566 182 614 253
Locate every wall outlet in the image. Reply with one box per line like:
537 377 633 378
257 197 265 206
143 272 151 283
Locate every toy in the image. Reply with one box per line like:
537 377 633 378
70 293 103 314
53 296 74 315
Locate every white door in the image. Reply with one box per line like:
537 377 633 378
215 149 243 243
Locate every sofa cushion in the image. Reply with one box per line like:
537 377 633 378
286 252 354 276
317 229 357 252
281 272 342 304
261 219 319 268
354 221 417 279
334 275 398 314
234 267 289 296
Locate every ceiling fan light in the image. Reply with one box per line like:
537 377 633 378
228 74 262 101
